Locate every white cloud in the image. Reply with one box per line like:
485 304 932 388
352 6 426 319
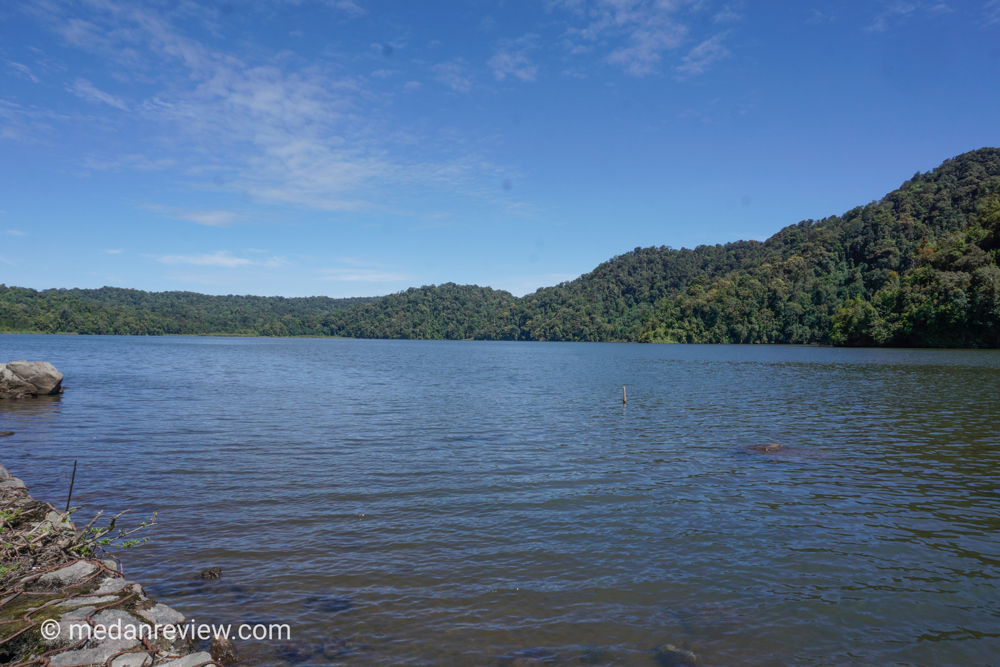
403 80 422 92
155 252 255 268
7 61 40 83
676 32 730 77
4 230 27 236
987 0 1000 24
488 35 540 82
320 268 414 282
867 2 917 32
557 0 699 76
24 0 516 215
433 61 473 92
713 3 743 22
144 204 239 227
106 248 124 254
84 154 175 171
68 78 129 111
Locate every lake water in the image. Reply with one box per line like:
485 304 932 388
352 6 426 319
1 335 999 666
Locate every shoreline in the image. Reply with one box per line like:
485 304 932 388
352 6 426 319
0 462 221 667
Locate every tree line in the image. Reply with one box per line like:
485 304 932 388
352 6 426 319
3 148 998 347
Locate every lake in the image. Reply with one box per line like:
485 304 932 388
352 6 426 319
1 335 998 666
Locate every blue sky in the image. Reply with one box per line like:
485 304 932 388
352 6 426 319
2 0 999 298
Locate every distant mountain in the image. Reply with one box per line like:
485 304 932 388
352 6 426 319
3 148 998 346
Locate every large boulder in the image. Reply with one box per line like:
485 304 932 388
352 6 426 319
5 360 63 395
0 366 38 399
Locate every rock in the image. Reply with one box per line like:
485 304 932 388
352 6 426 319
111 652 154 667
0 464 12 480
198 567 222 579
45 511 76 532
653 644 698 667
6 360 64 395
95 577 135 595
102 559 119 572
137 603 185 626
56 595 121 608
89 609 151 650
0 431 14 437
745 443 782 453
49 647 125 666
0 366 37 399
39 561 98 586
210 633 239 664
157 651 214 667
498 648 559 666
0 477 27 489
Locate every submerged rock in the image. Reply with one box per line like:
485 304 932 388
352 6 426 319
0 431 14 437
498 648 559 666
209 633 239 664
744 443 782 453
198 567 222 579
653 644 698 667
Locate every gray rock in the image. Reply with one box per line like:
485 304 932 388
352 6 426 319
157 651 215 667
137 603 185 626
95 577 134 595
7 360 64 395
111 652 154 667
39 561 98 586
653 644 698 667
56 595 121 608
45 511 76 531
61 606 98 620
0 478 27 489
1 365 38 399
0 463 11 479
49 647 123 666
43 617 94 647
89 609 151 648
102 559 119 572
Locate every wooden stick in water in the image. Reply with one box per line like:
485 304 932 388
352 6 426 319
622 386 627 405
65 460 77 512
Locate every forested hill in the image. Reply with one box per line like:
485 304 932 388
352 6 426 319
3 148 999 346
0 286 374 336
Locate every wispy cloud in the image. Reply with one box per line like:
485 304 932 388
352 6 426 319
867 1 917 32
106 248 124 254
144 204 239 227
987 0 1000 25
488 35 540 82
557 0 704 77
676 32 731 77
7 61 40 83
68 78 129 111
25 1 512 214
4 230 27 236
320 268 414 282
155 252 255 268
433 60 474 92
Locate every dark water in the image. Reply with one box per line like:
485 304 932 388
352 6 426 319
2 335 999 666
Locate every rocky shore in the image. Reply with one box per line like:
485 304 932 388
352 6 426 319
0 463 221 667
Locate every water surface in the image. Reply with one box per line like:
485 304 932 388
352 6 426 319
2 335 998 666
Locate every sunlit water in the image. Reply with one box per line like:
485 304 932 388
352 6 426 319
1 335 998 666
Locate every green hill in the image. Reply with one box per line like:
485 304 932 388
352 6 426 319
3 148 999 346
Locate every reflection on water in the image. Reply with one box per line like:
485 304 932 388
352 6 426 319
1 335 999 666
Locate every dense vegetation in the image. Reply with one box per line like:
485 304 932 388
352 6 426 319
3 148 999 347
0 287 372 336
